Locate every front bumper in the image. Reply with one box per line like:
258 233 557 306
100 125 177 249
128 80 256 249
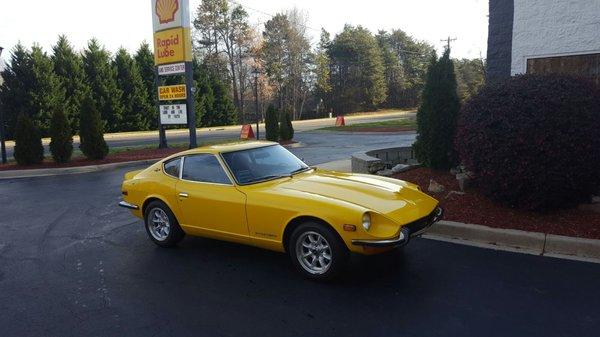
351 206 444 248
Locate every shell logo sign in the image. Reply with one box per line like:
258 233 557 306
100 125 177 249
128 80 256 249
156 0 179 24
151 0 189 32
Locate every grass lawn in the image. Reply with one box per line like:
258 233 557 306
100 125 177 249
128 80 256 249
318 118 416 132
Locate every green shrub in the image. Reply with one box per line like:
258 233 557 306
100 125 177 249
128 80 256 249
79 94 108 160
414 49 460 170
49 108 73 163
456 74 600 210
279 112 294 141
14 113 44 165
265 105 279 141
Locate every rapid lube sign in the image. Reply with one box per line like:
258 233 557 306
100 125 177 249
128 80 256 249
153 27 192 65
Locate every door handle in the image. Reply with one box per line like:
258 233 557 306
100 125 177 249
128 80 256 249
178 192 189 198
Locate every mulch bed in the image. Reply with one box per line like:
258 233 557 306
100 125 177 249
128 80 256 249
393 167 600 240
0 147 186 171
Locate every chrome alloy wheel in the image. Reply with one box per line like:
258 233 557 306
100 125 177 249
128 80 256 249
295 231 332 275
148 207 171 241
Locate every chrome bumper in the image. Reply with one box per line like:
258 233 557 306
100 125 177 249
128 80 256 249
351 207 444 248
118 201 139 210
352 227 411 248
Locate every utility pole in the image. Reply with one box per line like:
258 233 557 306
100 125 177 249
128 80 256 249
0 46 7 164
441 37 457 51
252 67 260 140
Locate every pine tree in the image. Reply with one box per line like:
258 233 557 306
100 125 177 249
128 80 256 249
192 57 210 127
52 35 86 133
278 112 294 141
315 29 332 113
414 49 460 170
79 92 109 160
0 44 32 140
13 113 44 165
265 105 279 141
49 108 73 163
82 39 124 132
134 42 157 128
114 48 152 131
28 45 65 136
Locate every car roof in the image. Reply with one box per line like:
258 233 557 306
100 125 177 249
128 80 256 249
165 140 277 159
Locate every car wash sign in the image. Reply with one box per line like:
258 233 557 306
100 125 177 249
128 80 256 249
151 0 192 65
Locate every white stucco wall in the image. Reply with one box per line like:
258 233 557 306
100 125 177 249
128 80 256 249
511 0 600 75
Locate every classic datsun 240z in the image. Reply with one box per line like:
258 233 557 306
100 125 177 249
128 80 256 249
119 141 442 280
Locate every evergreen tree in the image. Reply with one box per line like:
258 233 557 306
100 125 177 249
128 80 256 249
265 105 279 141
0 44 32 139
278 112 294 141
114 48 152 131
49 108 73 163
134 42 157 128
192 57 211 127
28 45 65 136
13 113 44 165
376 31 406 108
52 35 86 133
199 68 237 127
79 92 109 160
314 29 333 114
329 25 387 113
82 39 123 132
414 49 460 170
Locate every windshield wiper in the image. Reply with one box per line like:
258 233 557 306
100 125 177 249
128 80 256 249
290 167 311 176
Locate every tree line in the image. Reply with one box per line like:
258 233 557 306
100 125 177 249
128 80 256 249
0 36 237 140
0 0 485 144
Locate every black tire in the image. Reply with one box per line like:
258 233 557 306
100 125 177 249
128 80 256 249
288 221 349 281
143 200 185 247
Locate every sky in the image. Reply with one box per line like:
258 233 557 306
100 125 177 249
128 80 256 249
0 0 489 66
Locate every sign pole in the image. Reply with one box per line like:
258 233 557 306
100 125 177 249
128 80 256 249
184 61 197 148
155 67 168 148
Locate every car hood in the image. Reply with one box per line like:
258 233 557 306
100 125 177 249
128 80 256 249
277 170 438 223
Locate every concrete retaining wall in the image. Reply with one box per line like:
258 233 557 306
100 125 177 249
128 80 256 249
351 146 416 173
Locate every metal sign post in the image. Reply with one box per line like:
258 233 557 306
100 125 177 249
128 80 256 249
184 61 197 148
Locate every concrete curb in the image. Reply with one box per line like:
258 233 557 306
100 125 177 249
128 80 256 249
422 220 600 263
0 159 158 180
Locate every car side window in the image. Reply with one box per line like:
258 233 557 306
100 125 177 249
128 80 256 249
163 158 181 178
182 154 231 185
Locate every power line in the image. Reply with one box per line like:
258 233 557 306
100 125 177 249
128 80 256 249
225 0 322 33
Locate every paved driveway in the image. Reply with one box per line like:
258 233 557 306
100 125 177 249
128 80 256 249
1 132 599 337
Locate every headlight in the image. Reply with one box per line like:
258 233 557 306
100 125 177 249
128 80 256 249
362 213 371 231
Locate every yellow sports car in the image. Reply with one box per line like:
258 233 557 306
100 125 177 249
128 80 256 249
119 141 442 280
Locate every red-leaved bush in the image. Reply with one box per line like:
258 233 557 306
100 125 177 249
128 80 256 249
455 75 600 210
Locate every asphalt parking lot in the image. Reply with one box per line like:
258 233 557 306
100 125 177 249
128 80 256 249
1 142 599 336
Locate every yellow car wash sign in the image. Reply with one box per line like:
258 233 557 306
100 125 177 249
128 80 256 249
158 84 187 101
153 27 192 65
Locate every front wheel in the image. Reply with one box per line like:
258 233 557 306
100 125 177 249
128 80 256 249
144 200 185 247
289 222 348 281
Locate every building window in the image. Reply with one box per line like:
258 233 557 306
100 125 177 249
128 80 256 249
526 53 600 85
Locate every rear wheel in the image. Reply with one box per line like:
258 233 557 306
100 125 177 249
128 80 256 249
144 200 185 247
289 222 348 281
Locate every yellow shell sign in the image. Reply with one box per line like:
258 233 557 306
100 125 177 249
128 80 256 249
158 84 187 101
151 0 189 32
153 27 192 65
156 0 179 24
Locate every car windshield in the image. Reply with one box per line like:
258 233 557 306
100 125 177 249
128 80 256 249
221 145 309 185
